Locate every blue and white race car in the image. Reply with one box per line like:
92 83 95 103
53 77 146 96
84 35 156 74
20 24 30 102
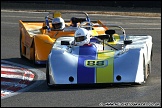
46 25 153 88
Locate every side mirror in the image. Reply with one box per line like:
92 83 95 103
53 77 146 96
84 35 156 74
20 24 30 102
105 30 115 35
124 40 132 45
105 30 116 42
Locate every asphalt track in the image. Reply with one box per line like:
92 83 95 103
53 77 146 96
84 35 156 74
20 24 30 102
1 9 161 107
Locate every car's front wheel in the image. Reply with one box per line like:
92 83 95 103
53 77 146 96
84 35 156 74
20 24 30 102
147 60 151 77
46 61 53 88
20 31 25 59
143 57 149 82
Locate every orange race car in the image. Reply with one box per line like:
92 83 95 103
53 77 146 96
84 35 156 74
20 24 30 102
19 11 108 65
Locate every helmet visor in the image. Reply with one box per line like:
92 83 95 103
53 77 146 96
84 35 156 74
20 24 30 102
75 36 87 42
52 23 62 29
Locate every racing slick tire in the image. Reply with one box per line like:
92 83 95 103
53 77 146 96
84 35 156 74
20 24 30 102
143 56 149 82
46 61 53 88
32 41 36 66
147 60 151 77
20 32 25 59
143 49 152 81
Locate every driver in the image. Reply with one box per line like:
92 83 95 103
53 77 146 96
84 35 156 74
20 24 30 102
74 28 103 51
74 28 91 46
52 17 65 30
70 17 78 27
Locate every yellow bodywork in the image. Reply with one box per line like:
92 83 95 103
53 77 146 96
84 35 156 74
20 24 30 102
19 20 107 62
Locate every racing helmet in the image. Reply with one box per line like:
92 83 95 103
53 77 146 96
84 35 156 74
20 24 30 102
52 17 65 30
74 28 90 46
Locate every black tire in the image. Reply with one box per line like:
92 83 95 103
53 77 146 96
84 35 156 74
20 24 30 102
145 49 152 79
151 49 153 61
143 56 149 82
147 49 152 77
46 61 53 88
32 41 36 66
20 32 25 59
147 60 151 76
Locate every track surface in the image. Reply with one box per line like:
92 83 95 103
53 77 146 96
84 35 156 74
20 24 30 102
1 10 161 107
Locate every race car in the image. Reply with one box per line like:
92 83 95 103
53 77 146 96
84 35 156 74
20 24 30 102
19 11 107 65
46 25 153 88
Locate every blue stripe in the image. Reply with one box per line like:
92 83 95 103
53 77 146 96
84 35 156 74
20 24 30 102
77 45 97 84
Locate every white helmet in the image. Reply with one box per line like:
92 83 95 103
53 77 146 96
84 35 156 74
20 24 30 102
52 17 65 30
74 28 90 46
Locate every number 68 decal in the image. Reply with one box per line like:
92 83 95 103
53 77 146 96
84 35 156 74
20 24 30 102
84 60 108 67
